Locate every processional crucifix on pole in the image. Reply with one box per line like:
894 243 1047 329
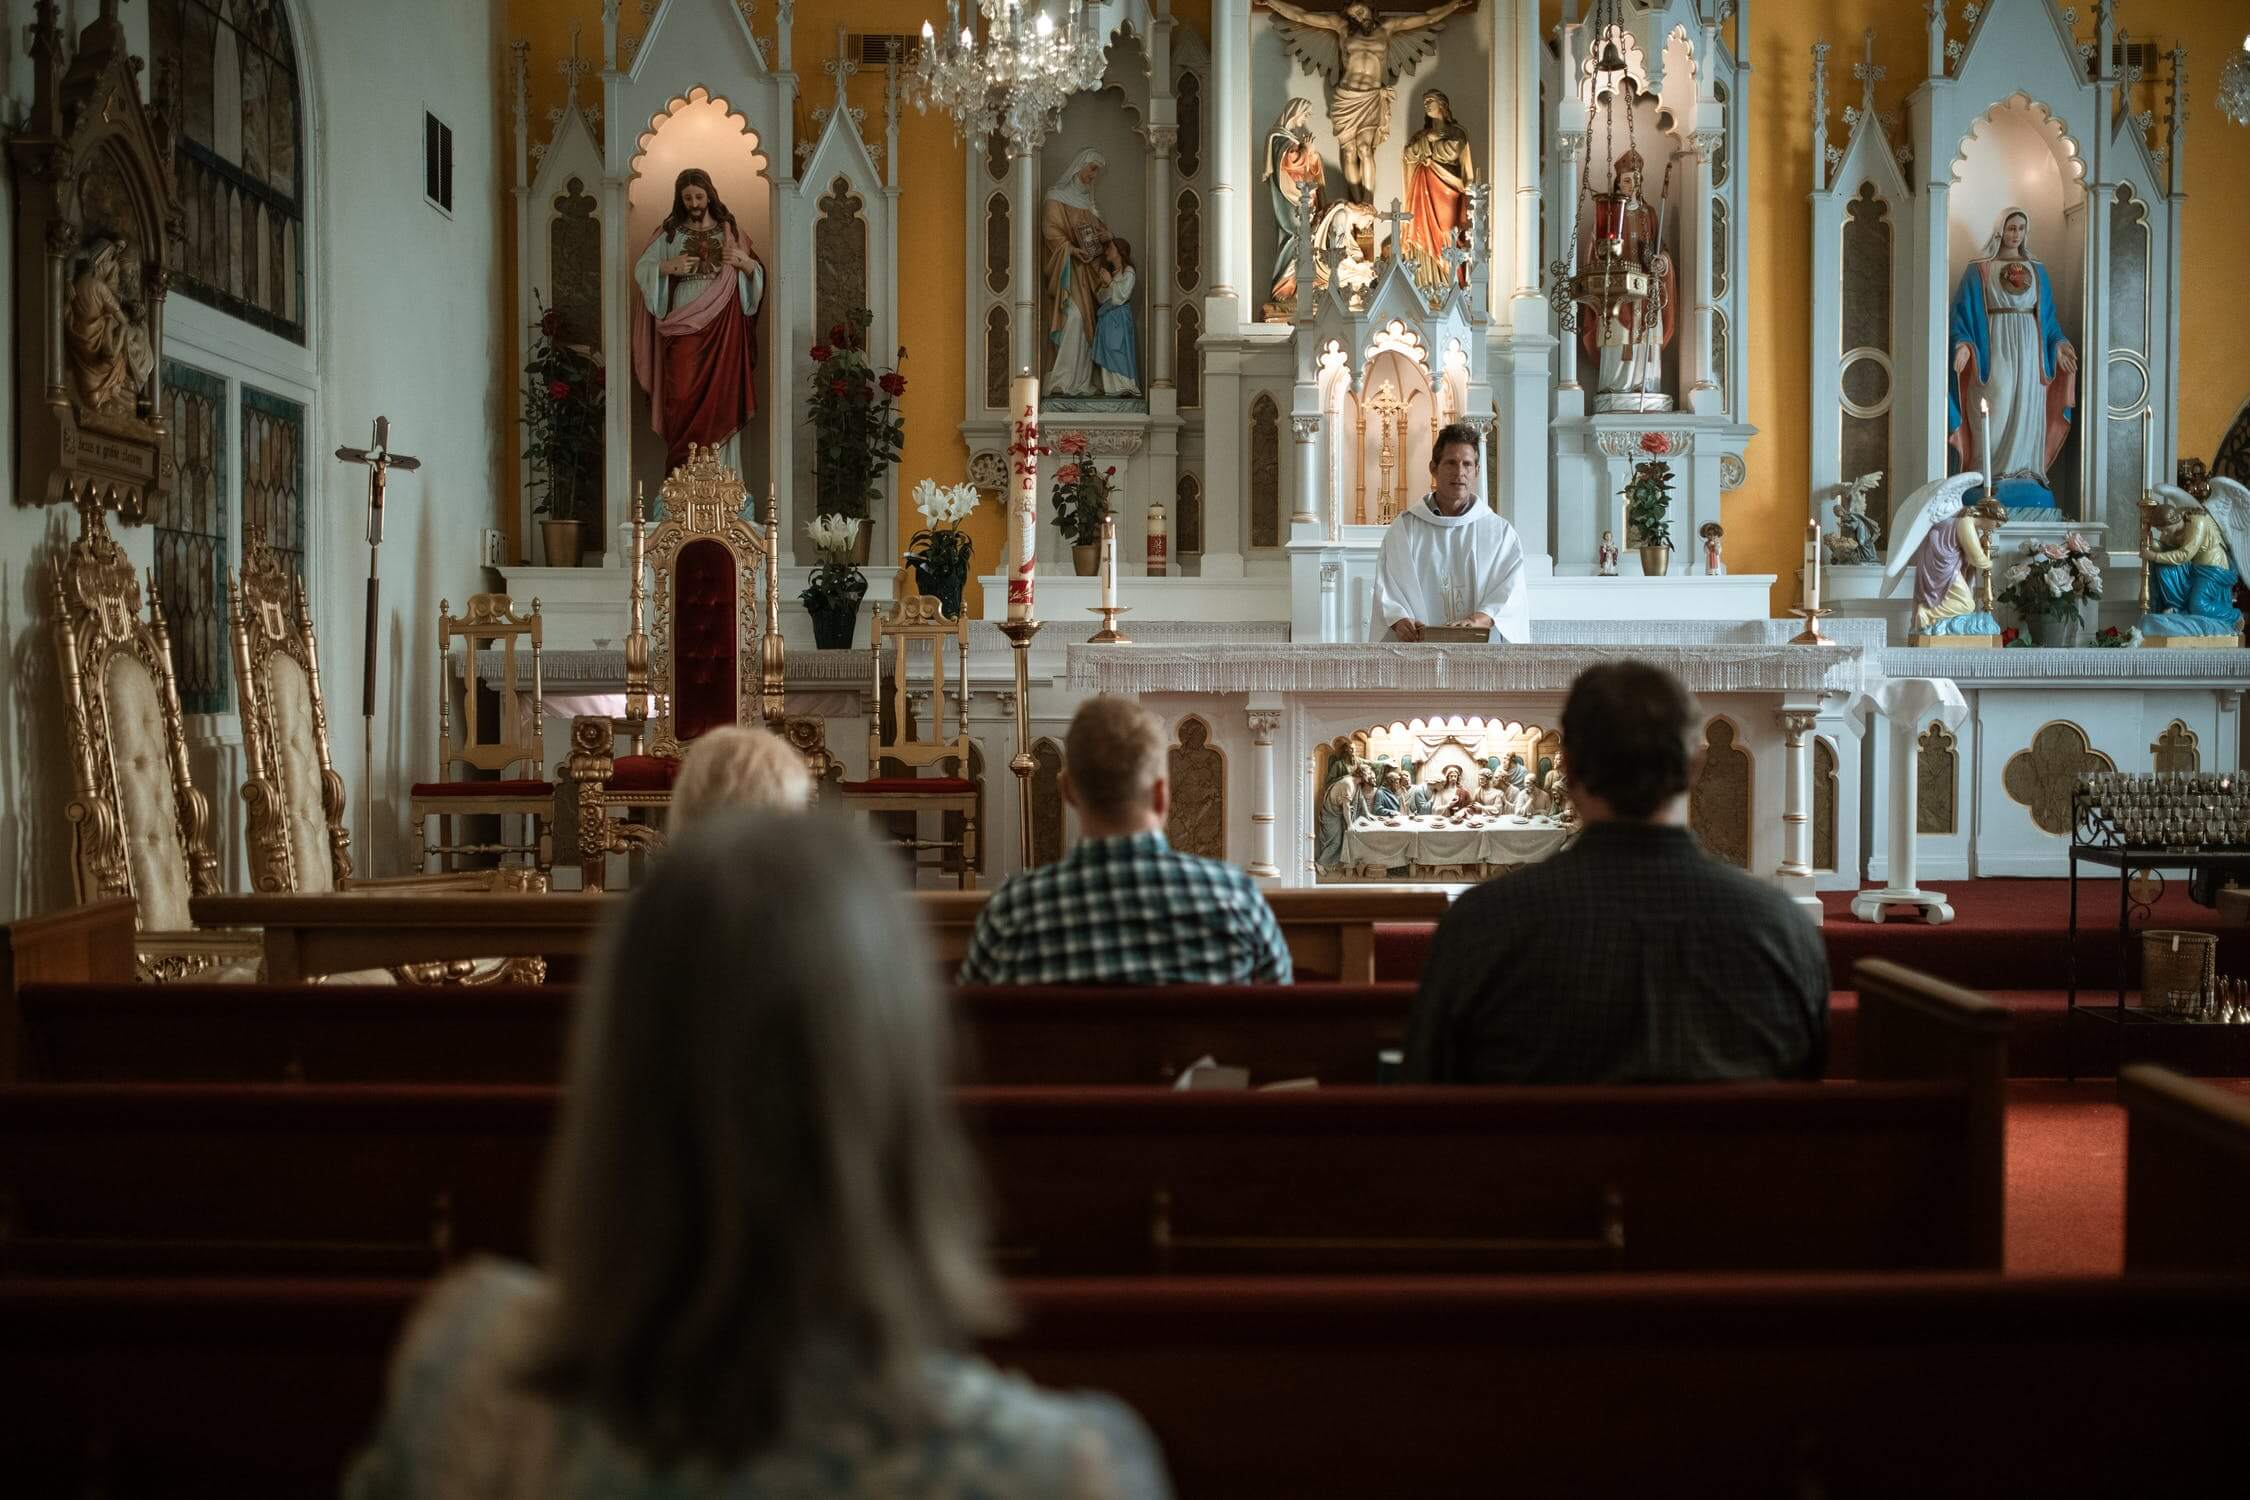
335 416 421 853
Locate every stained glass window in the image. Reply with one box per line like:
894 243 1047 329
241 386 307 588
154 360 229 713
151 0 305 341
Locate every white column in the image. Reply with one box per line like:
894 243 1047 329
1776 709 1817 884
1849 683 1963 926
1247 709 1282 879
1291 415 1321 525
1013 151 1039 371
1209 0 1246 312
1509 0 1543 322
1148 128 1178 389
1683 133 1723 414
2082 182 2112 529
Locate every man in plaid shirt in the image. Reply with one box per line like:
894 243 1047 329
959 697 1292 985
1405 662 1828 1083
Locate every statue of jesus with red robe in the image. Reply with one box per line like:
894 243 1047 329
631 167 766 475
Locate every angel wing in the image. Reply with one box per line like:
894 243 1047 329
1882 472 1984 591
1267 13 1344 87
1384 15 1453 84
2201 477 2250 583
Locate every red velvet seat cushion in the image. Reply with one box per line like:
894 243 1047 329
409 779 554 797
672 537 738 743
608 755 681 791
841 776 977 794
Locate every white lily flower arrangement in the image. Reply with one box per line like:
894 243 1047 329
804 513 863 563
912 478 982 530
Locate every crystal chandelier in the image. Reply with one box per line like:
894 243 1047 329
915 0 1107 158
2220 34 2250 128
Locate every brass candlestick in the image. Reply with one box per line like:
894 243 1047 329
995 616 1043 870
1087 604 1133 644
1788 605 1833 646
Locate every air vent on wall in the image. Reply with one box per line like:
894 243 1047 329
424 111 454 215
849 32 919 66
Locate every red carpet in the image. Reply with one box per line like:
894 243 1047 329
2006 1077 2250 1276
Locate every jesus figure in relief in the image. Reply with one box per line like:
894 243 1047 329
632 167 766 475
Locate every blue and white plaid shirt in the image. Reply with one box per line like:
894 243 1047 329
958 830 1292 985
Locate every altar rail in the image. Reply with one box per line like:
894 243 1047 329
184 888 1450 983
6 1271 2246 1496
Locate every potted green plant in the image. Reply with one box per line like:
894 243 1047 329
906 478 982 621
1050 431 1116 575
1998 533 2104 646
1623 458 1675 577
800 514 868 649
523 300 605 566
806 307 905 564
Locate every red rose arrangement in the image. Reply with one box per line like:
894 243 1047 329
522 294 604 527
1049 432 1117 549
1638 431 1672 457
806 308 907 525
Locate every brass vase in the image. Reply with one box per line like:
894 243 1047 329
1072 543 1100 576
539 519 584 568
1639 544 1672 577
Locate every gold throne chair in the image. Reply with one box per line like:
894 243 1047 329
51 505 258 980
559 446 836 890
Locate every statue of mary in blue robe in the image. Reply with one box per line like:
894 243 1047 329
1946 207 2078 515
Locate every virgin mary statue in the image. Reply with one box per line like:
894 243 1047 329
1948 206 2077 513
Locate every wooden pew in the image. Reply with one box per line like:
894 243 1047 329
16 981 1415 1087
191 886 1450 984
2121 1062 2250 1272
0 899 136 1081
6 1271 2248 1497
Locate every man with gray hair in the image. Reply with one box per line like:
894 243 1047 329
959 697 1291 984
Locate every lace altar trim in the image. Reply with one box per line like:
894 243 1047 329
1068 643 1867 696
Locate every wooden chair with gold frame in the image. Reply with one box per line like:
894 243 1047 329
50 503 258 980
839 576 979 889
409 594 551 872
559 445 839 890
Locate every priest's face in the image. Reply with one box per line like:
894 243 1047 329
1430 439 1479 514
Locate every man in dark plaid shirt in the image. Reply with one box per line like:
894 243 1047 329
960 697 1291 985
1405 662 1828 1083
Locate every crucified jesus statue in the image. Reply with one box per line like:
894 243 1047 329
1257 0 1471 205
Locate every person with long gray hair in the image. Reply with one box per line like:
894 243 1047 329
347 815 1170 1498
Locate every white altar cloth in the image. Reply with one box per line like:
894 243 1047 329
1343 816 1573 871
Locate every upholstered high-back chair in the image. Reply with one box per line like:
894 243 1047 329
50 505 259 979
561 446 835 889
229 525 353 893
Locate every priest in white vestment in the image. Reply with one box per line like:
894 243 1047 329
1368 423 1530 642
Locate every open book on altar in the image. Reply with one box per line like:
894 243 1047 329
1418 624 1495 644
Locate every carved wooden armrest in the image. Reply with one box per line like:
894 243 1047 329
339 871 516 893
135 928 264 984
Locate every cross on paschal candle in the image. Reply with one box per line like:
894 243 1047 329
335 416 421 850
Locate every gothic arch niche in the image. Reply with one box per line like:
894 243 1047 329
1358 335 1434 526
814 175 868 353
152 0 305 340
625 88 774 500
984 308 1010 410
1030 737 1066 866
550 178 602 347
1176 472 1204 559
2218 400 2250 487
985 192 1010 295
2105 186 2154 509
1918 720 1959 836
1175 304 1202 408
2151 720 2199 775
1175 188 1202 294
1840 184 1895 531
1944 94 2087 515
1812 737 1838 872
1168 716 1227 860
1689 717 1751 868
1249 394 1282 548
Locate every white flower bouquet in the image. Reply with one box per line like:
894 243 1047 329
907 478 983 619
1997 532 2102 622
912 478 982 529
804 513 863 563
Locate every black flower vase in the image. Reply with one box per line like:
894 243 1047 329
915 537 973 622
805 568 867 650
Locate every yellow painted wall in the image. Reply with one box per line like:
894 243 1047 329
506 0 2249 613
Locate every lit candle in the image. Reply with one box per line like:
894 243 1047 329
1007 369 1040 621
1099 513 1119 610
1803 519 1822 613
